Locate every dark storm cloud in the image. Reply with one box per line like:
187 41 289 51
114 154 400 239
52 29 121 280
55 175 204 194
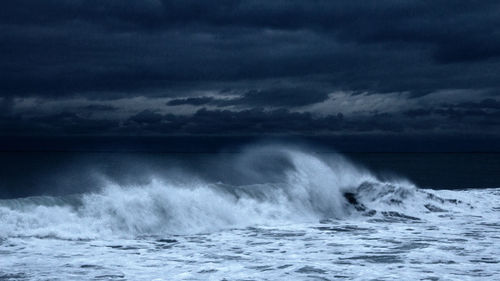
1 1 500 137
34 112 119 134
2 0 500 97
167 88 329 108
0 112 119 135
454 99 500 110
128 110 164 125
0 108 344 136
0 97 14 115
167 97 215 106
222 88 330 107
0 103 498 137
401 100 500 127
121 107 472 136
78 104 118 112
404 109 433 118
124 108 345 135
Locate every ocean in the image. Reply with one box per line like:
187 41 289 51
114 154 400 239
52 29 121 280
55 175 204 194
0 144 499 280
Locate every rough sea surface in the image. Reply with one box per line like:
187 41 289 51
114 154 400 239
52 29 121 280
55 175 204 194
1 146 499 280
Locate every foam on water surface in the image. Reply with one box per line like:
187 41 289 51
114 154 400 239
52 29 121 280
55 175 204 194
0 145 499 280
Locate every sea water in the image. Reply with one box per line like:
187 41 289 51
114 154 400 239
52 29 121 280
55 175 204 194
0 145 499 280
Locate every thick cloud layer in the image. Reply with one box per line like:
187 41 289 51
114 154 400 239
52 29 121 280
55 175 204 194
1 1 500 138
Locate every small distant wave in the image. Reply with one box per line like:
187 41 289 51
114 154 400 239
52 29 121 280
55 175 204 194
0 145 487 240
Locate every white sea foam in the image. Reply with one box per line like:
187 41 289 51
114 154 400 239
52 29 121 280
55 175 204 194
1 145 499 280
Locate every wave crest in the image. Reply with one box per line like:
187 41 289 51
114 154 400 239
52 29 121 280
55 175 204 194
0 145 457 239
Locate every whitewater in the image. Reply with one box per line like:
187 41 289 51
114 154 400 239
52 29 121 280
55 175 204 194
0 145 499 280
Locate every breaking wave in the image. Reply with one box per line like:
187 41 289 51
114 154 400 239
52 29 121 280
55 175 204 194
0 145 477 240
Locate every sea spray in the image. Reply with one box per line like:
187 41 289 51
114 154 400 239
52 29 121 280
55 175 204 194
0 145 470 239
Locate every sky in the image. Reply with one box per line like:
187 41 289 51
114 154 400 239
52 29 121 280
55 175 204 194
1 1 500 142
